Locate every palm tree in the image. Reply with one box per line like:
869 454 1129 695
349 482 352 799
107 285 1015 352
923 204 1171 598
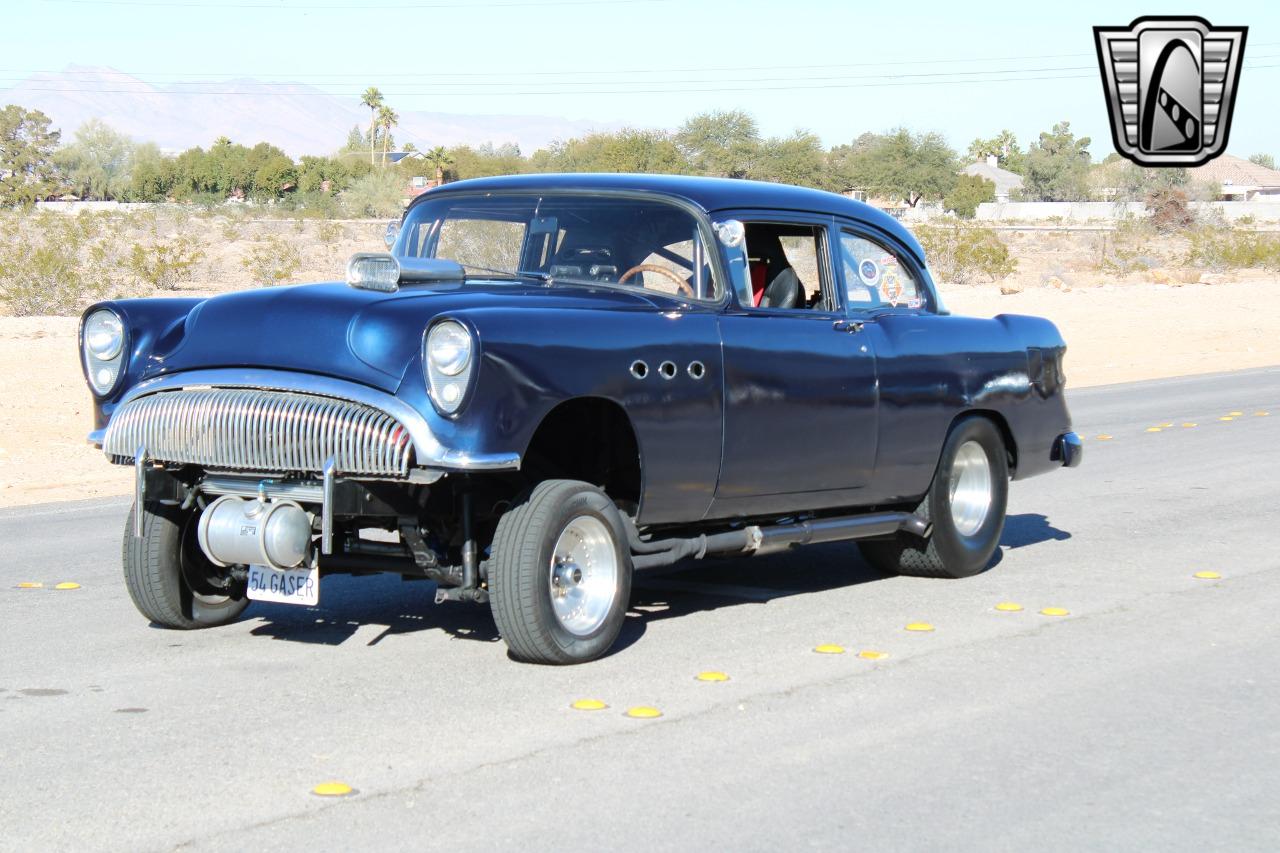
360 87 384 166
378 106 399 165
425 146 454 184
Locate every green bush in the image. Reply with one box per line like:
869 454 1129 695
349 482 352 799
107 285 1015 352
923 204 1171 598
0 212 133 315
915 223 1017 284
124 236 204 290
316 220 346 244
241 235 302 287
340 170 405 218
1186 226 1280 271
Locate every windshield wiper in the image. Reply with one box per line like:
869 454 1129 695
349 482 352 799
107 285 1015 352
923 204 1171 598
460 263 553 284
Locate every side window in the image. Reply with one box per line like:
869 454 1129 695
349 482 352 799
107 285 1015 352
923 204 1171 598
741 222 833 311
839 232 924 311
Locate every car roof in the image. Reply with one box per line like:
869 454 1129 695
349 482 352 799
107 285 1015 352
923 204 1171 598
418 173 926 262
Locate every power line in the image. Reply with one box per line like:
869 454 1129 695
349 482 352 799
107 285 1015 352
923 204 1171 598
10 63 1279 97
7 43 1276 80
41 0 669 7
0 64 1115 88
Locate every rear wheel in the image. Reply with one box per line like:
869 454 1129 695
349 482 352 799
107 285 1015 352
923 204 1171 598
488 480 633 664
123 501 249 629
860 416 1009 579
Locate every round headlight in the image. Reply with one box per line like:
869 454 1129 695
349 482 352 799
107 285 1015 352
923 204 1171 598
85 310 124 361
427 321 472 377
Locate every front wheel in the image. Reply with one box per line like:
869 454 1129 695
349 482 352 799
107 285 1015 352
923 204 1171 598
860 416 1009 579
123 501 249 629
488 480 633 664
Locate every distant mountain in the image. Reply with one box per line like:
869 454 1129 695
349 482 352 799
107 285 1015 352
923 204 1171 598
2 66 610 156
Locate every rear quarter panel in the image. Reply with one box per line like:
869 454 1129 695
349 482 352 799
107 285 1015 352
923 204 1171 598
867 311 1072 503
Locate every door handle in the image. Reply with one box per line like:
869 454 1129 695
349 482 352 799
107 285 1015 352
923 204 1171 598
832 319 865 334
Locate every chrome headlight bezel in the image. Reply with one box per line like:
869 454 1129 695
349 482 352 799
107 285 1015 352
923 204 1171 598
81 307 128 397
423 319 476 416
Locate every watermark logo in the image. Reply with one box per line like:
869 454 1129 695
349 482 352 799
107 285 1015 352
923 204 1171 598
1094 16 1247 167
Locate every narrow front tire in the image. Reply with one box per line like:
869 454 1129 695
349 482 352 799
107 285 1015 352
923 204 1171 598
488 480 633 664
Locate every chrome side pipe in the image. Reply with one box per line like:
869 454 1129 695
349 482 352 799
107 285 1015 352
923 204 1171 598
627 511 932 570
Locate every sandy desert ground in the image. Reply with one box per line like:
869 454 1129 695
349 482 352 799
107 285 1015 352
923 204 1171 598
3 276 1278 508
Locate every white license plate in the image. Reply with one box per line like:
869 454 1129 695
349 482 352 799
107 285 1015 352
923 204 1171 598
246 564 320 607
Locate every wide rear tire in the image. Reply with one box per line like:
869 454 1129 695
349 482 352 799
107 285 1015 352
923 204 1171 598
123 501 249 629
488 480 633 665
860 416 1009 579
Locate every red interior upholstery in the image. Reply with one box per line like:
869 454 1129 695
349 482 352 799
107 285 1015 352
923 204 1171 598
749 262 767 307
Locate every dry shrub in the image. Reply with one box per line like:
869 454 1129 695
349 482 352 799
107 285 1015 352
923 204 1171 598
915 223 1017 284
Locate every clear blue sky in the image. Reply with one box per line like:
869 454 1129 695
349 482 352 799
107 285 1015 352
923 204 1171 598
6 0 1279 157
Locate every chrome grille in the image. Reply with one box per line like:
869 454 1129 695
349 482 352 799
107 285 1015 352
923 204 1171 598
103 388 413 477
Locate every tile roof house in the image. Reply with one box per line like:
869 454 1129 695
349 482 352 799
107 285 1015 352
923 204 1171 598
962 155 1025 203
1188 154 1280 200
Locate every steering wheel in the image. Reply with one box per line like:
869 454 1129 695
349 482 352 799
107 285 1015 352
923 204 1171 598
618 263 695 297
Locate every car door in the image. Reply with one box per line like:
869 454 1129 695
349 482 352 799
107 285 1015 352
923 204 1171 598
834 222 962 505
709 213 880 519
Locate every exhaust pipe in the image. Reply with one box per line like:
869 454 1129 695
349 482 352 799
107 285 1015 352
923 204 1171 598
629 511 931 570
197 495 315 572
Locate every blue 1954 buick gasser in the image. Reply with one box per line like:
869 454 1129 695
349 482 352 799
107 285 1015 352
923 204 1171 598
81 173 1081 664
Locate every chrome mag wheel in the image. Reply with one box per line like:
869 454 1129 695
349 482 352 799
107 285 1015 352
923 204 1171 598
547 515 620 637
948 439 993 537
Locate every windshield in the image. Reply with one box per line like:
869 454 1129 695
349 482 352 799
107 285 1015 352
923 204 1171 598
394 193 722 300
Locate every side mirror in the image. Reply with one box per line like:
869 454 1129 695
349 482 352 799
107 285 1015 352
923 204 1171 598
383 220 401 250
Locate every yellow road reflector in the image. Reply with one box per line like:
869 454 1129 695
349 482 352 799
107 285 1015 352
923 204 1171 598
1219 416 1235 421
905 622 935 632
311 782 354 797
858 650 889 660
570 699 608 711
1095 434 1112 440
1040 607 1070 617
1255 411 1270 417
625 706 662 719
994 602 1023 612
54 582 80 590
17 582 43 589
1145 427 1162 432
1229 411 1243 416
813 644 846 654
1182 422 1197 428
1157 422 1173 428
1193 571 1222 580
694 671 729 682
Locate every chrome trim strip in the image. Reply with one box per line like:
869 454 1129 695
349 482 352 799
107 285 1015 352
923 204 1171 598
199 475 325 504
133 445 146 536
95 369 521 472
322 458 336 555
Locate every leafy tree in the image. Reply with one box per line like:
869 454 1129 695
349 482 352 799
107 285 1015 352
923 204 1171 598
1093 153 1189 202
340 168 404 217
377 105 398 164
1019 121 1092 202
360 87 384 166
401 142 418 155
944 174 996 219
966 130 1025 174
53 119 135 200
751 131 831 189
252 154 297 200
424 145 454 183
126 143 173 201
542 129 686 175
1249 152 1276 170
449 142 525 180
341 125 366 155
675 110 759 178
0 104 61 207
835 128 958 207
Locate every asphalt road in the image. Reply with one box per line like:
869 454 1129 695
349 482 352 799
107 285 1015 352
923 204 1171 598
3 367 1279 852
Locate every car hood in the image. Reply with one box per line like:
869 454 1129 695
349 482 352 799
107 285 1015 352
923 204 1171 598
153 280 658 393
